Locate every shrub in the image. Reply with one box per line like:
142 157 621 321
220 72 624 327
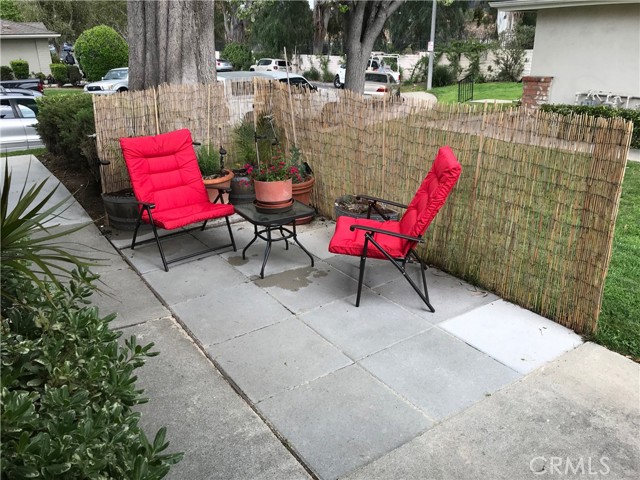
304 67 321 81
1 65 13 80
9 59 28 79
67 65 82 85
222 42 253 71
493 32 525 82
74 25 128 81
50 63 68 86
50 52 60 64
432 64 457 88
317 55 333 83
0 169 183 479
36 95 100 180
540 104 640 149
32 71 46 81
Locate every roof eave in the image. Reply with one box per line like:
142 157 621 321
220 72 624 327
489 0 639 11
0 33 61 39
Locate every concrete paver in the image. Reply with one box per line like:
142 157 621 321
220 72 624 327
343 343 640 480
257 364 433 480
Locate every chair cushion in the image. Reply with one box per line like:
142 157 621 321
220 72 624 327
146 202 235 230
328 216 412 259
399 146 462 238
120 129 235 231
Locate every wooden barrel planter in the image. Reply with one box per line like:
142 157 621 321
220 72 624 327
102 189 139 230
334 194 400 221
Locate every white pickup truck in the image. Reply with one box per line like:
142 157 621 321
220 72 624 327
333 53 401 89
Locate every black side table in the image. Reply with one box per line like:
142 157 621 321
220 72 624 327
233 200 316 278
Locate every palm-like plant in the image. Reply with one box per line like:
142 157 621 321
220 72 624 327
1 163 98 303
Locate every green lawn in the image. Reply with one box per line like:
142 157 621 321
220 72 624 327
404 81 522 104
591 161 640 361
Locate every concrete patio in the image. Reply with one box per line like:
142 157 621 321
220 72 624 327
5 154 639 480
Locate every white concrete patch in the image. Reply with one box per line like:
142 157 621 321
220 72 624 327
440 300 583 374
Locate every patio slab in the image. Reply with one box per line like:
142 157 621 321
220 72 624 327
374 267 499 322
91 266 170 329
300 290 433 360
171 281 292 346
143 254 249 305
324 254 403 289
360 328 522 421
125 316 312 480
253 262 360 314
210 317 352 402
344 343 640 480
440 300 584 374
257 364 433 480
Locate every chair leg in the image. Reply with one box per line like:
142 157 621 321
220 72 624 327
411 250 434 312
355 236 370 307
131 207 145 249
145 209 168 272
225 216 237 251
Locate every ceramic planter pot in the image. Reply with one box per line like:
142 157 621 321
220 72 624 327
203 169 234 202
254 179 293 213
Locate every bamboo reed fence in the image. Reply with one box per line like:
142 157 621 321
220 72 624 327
93 81 632 334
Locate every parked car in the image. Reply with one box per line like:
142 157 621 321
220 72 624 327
334 53 401 89
249 58 292 72
0 78 44 93
363 72 400 97
216 58 233 72
0 90 43 152
84 67 128 95
261 71 317 91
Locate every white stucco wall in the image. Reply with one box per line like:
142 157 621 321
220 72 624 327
531 3 640 105
1 38 53 75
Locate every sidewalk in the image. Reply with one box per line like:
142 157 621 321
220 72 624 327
6 154 639 480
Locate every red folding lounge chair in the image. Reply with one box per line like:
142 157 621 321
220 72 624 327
328 146 462 311
120 129 236 271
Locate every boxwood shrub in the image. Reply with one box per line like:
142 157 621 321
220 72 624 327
540 104 640 149
9 59 29 79
74 25 128 82
50 63 68 86
1 65 14 80
35 95 100 181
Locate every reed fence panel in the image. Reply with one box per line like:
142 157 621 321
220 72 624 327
93 82 631 333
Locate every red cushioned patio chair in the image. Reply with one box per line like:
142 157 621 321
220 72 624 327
328 146 462 311
120 128 236 271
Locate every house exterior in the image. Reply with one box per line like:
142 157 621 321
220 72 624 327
490 0 640 108
0 20 60 76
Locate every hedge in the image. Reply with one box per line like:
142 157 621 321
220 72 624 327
541 104 640 149
9 59 28 79
50 63 68 86
1 66 14 80
74 25 128 81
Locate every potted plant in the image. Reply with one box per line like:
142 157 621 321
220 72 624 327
196 143 234 202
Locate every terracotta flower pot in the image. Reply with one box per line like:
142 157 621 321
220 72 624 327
203 169 234 202
292 176 315 224
254 179 293 213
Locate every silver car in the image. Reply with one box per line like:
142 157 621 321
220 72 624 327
216 58 233 72
0 90 44 152
84 67 129 95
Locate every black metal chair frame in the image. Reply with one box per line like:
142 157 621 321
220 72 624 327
349 194 435 312
129 186 236 272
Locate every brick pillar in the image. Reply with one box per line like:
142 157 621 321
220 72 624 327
521 76 554 109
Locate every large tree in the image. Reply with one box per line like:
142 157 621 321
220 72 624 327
312 0 332 54
127 0 216 91
342 0 405 94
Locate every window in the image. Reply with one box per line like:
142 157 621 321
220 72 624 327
277 61 289 68
15 99 37 117
0 100 15 119
258 59 271 66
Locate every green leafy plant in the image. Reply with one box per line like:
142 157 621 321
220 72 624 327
67 65 82 85
247 145 310 183
74 25 128 81
35 94 98 178
493 32 525 82
1 65 14 80
540 104 640 149
196 144 224 177
221 42 253 71
9 59 28 79
317 55 333 83
1 167 183 478
50 63 68 86
32 71 46 81
305 66 321 81
432 64 457 88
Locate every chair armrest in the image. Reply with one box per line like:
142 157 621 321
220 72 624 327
350 224 424 244
205 185 232 193
136 201 155 209
356 194 408 210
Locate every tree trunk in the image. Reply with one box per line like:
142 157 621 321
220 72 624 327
312 0 331 55
222 2 247 44
343 0 404 93
127 0 216 91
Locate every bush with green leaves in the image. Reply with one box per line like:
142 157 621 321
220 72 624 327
432 64 457 88
35 95 100 181
1 65 14 80
222 42 253 71
67 65 82 85
50 63 68 86
74 25 128 81
9 59 29 79
304 66 321 81
493 32 525 82
0 169 183 479
540 104 640 149
32 71 46 81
